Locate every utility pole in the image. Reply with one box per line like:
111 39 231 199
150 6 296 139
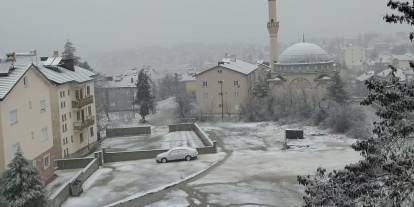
219 80 224 121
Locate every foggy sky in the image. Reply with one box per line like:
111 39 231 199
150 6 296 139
0 0 409 57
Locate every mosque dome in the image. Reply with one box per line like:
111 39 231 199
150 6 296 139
278 42 333 65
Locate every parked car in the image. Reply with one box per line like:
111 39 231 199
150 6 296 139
156 147 198 163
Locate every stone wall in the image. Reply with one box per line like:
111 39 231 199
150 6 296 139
106 126 151 137
168 123 193 132
55 157 95 170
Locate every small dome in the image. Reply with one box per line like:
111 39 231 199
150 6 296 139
278 42 333 64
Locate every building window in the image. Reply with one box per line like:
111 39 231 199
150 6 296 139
77 111 80 121
41 127 49 142
80 133 84 143
219 104 222 108
31 131 35 140
9 109 17 125
90 127 94 137
88 106 92 116
28 101 32 109
87 86 90 96
40 100 47 112
202 81 208 87
75 90 80 99
234 80 239 86
234 92 239 97
218 69 222 73
43 154 50 169
71 135 73 143
69 112 72 119
23 77 28 88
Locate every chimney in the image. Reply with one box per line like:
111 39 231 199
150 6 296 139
53 49 59 57
61 58 75 71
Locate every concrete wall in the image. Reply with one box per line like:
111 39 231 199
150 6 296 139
103 149 168 163
168 123 193 132
193 123 214 146
106 126 151 138
48 158 99 207
55 157 94 170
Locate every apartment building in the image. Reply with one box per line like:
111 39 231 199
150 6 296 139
340 46 366 68
0 53 55 183
37 55 97 158
195 58 263 115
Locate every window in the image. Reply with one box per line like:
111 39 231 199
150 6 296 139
43 154 50 169
9 109 17 125
71 135 73 143
68 90 70 96
88 106 92 116
77 111 80 121
90 127 94 137
31 131 35 140
218 92 223 96
80 133 84 143
87 86 90 96
202 81 208 87
60 91 63 98
219 104 223 108
234 92 239 97
41 127 49 142
28 101 32 109
75 90 79 99
62 115 64 122
234 80 239 86
69 112 72 119
23 77 28 88
218 69 222 73
63 91 65 97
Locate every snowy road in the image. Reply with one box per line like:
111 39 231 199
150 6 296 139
141 122 362 207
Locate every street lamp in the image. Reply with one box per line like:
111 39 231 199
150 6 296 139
218 80 224 120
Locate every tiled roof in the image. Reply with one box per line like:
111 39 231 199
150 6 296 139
38 65 95 84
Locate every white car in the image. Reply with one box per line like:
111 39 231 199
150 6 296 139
156 147 198 163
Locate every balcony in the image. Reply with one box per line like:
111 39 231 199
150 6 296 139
72 96 94 108
73 117 95 131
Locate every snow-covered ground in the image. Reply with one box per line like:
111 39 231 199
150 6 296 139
61 153 225 207
146 122 362 206
46 169 80 198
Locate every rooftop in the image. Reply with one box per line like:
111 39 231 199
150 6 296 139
278 42 333 65
198 58 258 76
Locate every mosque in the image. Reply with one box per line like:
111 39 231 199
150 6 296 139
266 0 337 107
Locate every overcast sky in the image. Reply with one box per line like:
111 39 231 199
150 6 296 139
0 0 409 57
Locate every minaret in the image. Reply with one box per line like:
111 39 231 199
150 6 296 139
267 0 279 69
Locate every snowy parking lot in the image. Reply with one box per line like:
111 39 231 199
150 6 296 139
144 122 362 207
61 153 225 207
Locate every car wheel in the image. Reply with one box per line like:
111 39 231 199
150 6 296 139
185 155 191 161
161 158 167 163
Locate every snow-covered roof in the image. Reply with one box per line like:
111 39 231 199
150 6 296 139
97 68 138 88
38 57 95 84
376 68 407 81
278 42 333 65
0 56 34 100
356 71 375 82
198 58 258 76
392 53 414 61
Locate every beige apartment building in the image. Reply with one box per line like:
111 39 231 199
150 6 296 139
0 54 56 183
38 55 97 158
195 58 265 116
340 46 366 68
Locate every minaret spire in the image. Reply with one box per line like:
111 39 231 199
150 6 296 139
267 0 279 69
303 33 305 43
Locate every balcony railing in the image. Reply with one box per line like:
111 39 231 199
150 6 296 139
73 117 95 131
72 96 94 108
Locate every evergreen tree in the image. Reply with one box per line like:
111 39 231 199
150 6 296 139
135 69 155 122
298 2 414 205
326 72 348 104
62 39 80 64
0 149 46 207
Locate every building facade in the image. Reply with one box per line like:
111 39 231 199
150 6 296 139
38 56 97 158
0 56 56 183
195 58 263 116
340 46 366 68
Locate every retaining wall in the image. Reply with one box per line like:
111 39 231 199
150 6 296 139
47 158 99 207
103 149 168 163
168 123 193 132
169 123 214 147
106 126 151 137
55 157 95 170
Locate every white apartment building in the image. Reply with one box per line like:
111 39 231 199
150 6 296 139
38 55 97 158
340 46 366 68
